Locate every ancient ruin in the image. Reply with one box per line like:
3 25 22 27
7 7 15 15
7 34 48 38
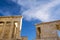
0 16 27 40
35 20 60 40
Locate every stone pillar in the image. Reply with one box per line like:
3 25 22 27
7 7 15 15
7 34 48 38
9 21 14 39
1 22 6 39
16 21 20 39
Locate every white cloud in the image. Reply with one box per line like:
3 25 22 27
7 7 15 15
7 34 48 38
21 0 60 22
12 0 50 9
12 0 60 22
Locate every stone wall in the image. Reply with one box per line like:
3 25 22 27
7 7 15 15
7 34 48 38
35 20 60 40
0 16 22 40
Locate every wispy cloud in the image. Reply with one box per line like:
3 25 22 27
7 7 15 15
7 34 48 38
12 0 51 9
12 0 60 22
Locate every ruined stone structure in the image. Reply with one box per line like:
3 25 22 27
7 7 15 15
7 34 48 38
0 16 23 40
35 20 60 40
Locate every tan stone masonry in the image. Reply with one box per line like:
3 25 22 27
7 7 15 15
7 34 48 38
35 20 60 40
0 16 22 40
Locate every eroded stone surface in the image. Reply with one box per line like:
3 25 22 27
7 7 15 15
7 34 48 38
0 16 22 40
36 20 60 40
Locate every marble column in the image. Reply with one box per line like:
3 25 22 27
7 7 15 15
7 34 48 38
9 21 14 39
16 21 20 39
1 22 6 39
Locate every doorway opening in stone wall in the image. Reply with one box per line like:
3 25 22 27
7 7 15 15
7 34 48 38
56 24 60 39
37 27 41 39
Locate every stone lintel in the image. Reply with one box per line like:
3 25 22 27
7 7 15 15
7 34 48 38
35 20 60 27
0 16 22 18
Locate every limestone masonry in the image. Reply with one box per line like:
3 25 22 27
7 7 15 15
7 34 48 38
0 16 60 40
0 16 27 40
35 20 60 40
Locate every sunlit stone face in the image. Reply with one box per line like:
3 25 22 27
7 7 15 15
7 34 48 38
20 18 22 31
15 22 18 27
0 16 22 40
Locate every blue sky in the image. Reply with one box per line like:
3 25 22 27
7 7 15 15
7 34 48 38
0 0 60 40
